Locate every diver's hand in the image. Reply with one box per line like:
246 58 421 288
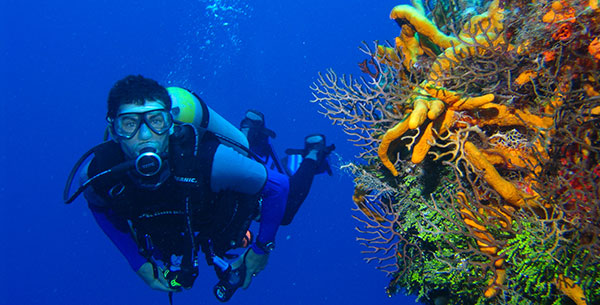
232 247 269 289
136 262 178 292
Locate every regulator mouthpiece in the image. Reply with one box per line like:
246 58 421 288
135 147 162 177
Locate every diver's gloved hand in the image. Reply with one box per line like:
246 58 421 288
136 261 178 292
231 246 270 289
162 266 198 290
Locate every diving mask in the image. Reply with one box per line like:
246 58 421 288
111 109 173 139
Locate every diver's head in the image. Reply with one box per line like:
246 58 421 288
107 75 172 119
106 75 173 161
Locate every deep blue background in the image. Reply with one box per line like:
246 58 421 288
1 0 419 304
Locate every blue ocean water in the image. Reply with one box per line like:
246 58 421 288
1 0 419 304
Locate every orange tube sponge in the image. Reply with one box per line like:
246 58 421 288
423 83 495 110
584 84 600 98
378 118 410 176
476 103 554 129
411 121 434 164
464 141 529 207
396 27 422 69
411 109 455 164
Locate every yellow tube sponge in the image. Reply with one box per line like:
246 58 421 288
427 99 445 120
390 4 460 70
409 97 430 129
376 45 401 68
390 5 458 50
429 0 506 82
461 0 504 40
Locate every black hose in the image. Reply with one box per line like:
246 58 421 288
63 143 105 204
63 142 134 204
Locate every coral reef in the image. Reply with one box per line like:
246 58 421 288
312 0 600 304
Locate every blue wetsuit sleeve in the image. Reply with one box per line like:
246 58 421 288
81 163 147 272
254 169 289 253
87 203 148 271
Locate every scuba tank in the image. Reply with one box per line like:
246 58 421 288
167 87 249 154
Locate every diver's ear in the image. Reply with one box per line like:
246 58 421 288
105 117 119 143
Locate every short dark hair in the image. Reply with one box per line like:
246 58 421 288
106 75 171 119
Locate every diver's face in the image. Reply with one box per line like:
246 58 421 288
115 100 170 160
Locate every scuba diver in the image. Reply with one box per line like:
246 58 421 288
63 75 335 303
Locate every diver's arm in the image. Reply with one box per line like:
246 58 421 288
87 203 148 271
81 163 148 272
82 164 167 288
239 169 288 288
88 203 176 291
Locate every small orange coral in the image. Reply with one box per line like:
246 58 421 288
543 1 576 24
589 37 600 60
484 269 506 298
543 0 577 41
584 84 600 97
553 23 573 40
543 50 557 61
515 70 538 85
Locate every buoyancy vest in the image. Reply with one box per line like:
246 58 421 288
86 124 260 263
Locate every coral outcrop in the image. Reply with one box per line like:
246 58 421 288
312 0 600 303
